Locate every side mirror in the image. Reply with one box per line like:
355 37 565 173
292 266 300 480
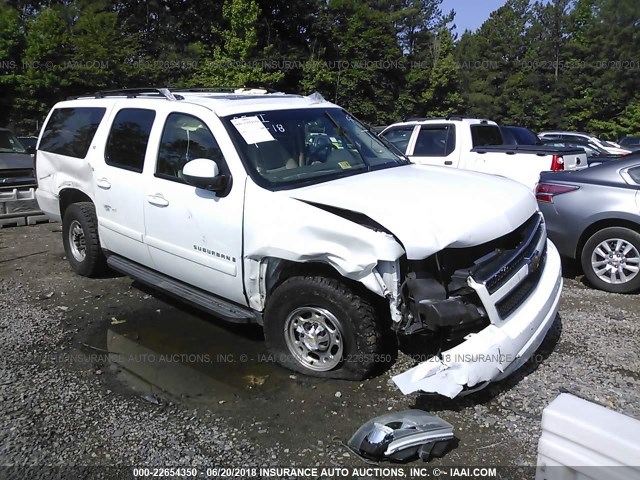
26 146 36 155
182 158 228 192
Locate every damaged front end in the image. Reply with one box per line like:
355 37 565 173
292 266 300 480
393 213 563 398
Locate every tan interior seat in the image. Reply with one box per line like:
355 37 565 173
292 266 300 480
251 141 298 172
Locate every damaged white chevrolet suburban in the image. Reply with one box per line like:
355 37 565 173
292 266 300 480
35 88 562 398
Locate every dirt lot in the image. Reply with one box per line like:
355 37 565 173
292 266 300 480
1 222 639 478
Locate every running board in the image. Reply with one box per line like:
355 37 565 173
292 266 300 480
107 254 256 324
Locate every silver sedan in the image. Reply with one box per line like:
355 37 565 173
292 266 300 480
536 155 640 293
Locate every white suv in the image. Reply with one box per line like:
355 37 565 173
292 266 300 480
35 88 562 398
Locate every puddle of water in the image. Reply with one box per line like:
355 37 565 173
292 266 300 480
103 305 292 404
78 292 415 454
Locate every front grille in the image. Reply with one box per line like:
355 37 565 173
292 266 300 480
0 168 36 189
495 245 547 318
464 212 548 320
482 214 544 294
1 168 34 178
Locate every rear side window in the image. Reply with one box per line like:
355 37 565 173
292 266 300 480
627 166 640 184
40 107 106 158
414 126 455 156
105 109 156 173
471 125 503 147
510 127 539 145
380 126 414 153
500 127 517 145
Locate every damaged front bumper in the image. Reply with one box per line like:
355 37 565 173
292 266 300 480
393 239 562 398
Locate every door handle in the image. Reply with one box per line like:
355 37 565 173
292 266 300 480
147 194 169 207
96 178 111 189
444 160 453 165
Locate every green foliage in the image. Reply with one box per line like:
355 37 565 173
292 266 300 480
420 28 463 117
617 103 640 137
67 1 140 91
193 0 283 88
14 6 71 133
0 0 638 137
0 4 23 124
300 0 404 123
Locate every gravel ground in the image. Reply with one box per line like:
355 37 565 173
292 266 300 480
1 223 639 479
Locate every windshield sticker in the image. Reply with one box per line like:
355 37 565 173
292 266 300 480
338 161 351 169
329 137 343 149
230 116 275 144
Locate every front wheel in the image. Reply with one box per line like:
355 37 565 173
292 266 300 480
580 227 640 293
263 275 385 379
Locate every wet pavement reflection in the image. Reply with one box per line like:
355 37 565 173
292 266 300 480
81 288 405 451
101 305 293 404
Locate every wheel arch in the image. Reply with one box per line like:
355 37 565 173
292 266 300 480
244 257 390 318
266 258 386 304
59 188 93 220
576 218 640 259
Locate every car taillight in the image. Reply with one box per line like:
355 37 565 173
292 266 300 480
535 182 579 203
550 154 564 171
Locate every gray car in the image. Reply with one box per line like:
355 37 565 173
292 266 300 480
536 154 640 293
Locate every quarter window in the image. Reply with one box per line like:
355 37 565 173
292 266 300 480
105 108 156 172
40 107 106 158
156 113 224 181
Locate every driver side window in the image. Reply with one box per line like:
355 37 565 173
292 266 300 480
156 113 223 182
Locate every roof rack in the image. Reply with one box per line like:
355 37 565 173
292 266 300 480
68 88 183 101
172 86 275 94
68 86 276 101
402 115 490 123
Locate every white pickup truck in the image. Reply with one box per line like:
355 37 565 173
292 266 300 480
35 89 562 398
380 118 588 189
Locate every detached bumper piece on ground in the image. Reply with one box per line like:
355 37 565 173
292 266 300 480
347 410 455 462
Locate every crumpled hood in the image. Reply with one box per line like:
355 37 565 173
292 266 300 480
290 164 537 259
0 152 33 171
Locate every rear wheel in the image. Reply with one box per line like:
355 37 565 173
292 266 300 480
581 227 640 293
62 202 107 277
263 275 385 379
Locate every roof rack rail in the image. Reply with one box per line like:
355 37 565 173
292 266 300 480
172 86 275 94
402 115 490 123
68 88 183 101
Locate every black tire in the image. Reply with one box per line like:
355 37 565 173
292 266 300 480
580 227 640 294
62 202 107 277
263 275 385 380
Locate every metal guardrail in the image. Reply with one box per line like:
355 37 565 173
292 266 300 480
0 187 49 228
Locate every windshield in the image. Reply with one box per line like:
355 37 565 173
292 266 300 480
0 130 27 153
223 108 407 188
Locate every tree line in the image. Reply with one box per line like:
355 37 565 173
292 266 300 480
0 0 638 138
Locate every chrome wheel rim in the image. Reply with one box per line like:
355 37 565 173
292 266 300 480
68 220 87 262
591 238 640 285
284 306 343 371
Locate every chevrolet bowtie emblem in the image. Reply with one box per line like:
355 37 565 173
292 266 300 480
528 251 542 273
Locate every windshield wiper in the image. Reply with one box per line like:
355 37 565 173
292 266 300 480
323 112 369 167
